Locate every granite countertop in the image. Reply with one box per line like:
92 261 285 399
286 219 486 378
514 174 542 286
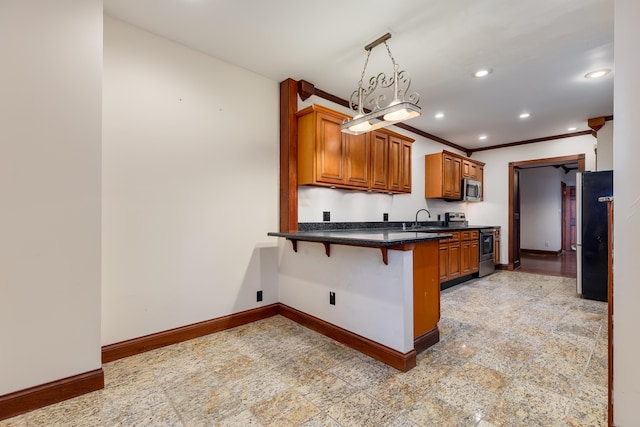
268 222 499 246
267 229 450 247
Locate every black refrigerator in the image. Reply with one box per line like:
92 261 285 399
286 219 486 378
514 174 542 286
576 170 613 302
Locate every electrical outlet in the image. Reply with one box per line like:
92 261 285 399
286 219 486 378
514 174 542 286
545 241 549 247
256 290 263 302
383 213 389 221
329 292 336 305
323 211 330 221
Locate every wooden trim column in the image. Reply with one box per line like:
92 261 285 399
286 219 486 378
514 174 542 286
279 79 298 232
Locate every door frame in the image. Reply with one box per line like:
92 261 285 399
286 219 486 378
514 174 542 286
508 154 585 270
561 181 567 251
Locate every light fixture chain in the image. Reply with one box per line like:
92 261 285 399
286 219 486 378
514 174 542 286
383 41 399 71
358 48 372 87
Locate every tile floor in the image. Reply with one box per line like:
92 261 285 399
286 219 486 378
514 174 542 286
0 271 608 426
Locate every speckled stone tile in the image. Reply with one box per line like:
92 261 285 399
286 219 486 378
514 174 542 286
250 388 320 427
469 345 529 377
583 354 608 388
451 361 509 395
364 373 425 412
404 395 476 427
291 366 356 411
431 374 500 420
163 376 244 425
227 367 295 406
385 416 422 427
517 360 578 397
215 409 264 426
485 378 571 427
1 271 609 427
0 415 26 427
325 391 397 427
26 392 101 427
328 355 395 389
299 413 342 427
432 337 479 360
566 381 608 427
100 387 182 426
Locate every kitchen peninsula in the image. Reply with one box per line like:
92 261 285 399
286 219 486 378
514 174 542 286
269 223 452 371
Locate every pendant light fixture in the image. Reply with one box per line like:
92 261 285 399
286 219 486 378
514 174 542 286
341 33 421 135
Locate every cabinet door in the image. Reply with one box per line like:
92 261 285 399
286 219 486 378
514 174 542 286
438 243 449 283
470 239 480 272
494 230 500 264
315 111 345 185
463 159 479 180
370 131 389 191
388 136 402 193
443 153 462 199
462 159 471 178
401 139 412 193
345 133 369 188
413 241 440 338
447 242 461 279
461 240 471 275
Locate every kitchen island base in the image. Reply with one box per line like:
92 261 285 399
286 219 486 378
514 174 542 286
274 235 443 371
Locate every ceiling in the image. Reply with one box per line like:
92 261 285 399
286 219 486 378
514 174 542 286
104 0 614 151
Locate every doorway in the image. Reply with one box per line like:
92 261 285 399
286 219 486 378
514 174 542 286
508 154 585 270
563 183 577 252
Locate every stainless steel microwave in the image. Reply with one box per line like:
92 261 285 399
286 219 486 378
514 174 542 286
462 178 482 202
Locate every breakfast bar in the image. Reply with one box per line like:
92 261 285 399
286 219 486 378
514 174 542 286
268 227 450 371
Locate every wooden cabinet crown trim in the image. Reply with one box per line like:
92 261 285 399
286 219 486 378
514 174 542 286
441 149 485 166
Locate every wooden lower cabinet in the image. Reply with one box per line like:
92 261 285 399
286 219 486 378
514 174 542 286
447 242 461 280
439 230 479 283
413 241 440 340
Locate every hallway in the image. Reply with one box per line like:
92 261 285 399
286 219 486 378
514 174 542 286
518 251 577 278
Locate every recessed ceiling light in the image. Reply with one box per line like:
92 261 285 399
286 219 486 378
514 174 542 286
473 68 492 78
568 127 577 131
519 113 531 119
435 112 445 119
478 135 488 140
584 69 611 79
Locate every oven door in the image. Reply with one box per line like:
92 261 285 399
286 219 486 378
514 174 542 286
479 230 494 261
478 229 496 276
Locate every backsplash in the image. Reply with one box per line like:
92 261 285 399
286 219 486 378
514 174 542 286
298 186 467 224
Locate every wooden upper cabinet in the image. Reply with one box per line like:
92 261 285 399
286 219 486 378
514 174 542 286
370 131 389 191
297 104 413 194
425 150 462 200
388 136 402 193
298 105 345 186
443 153 462 199
462 159 478 180
426 150 484 200
372 131 412 194
401 139 412 193
345 133 369 188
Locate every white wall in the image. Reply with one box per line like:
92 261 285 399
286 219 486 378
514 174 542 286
279 243 415 353
0 1 102 395
467 135 596 263
102 17 280 345
298 96 468 224
613 0 640 423
596 120 613 171
519 167 564 251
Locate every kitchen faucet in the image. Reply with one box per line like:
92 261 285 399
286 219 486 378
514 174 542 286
415 208 431 226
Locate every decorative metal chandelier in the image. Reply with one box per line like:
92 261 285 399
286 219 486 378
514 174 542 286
341 33 421 135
